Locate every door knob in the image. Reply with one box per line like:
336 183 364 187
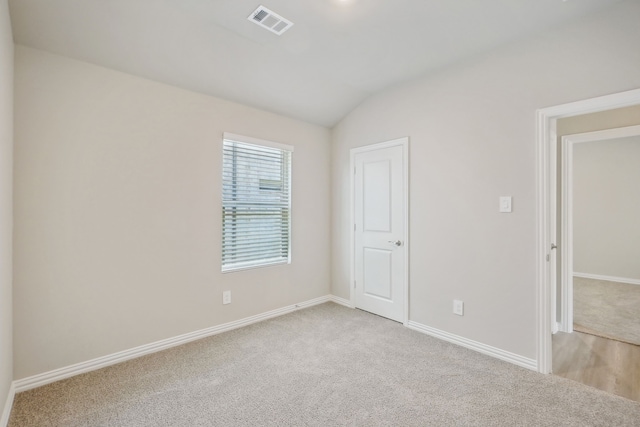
388 240 402 247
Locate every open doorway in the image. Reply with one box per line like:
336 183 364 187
537 97 640 401
559 124 640 343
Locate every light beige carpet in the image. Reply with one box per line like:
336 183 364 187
9 302 640 426
573 276 640 346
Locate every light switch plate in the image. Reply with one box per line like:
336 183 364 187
223 291 231 305
499 196 512 213
453 300 464 316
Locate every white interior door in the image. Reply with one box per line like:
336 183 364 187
353 138 407 323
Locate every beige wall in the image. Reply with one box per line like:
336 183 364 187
13 46 331 379
573 136 640 281
331 0 640 359
0 0 14 413
557 105 640 136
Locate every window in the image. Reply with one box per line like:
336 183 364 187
221 133 293 272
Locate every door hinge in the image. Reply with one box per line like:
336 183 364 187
354 280 356 289
354 223 356 231
546 254 550 262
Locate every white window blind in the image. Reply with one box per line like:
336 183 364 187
222 134 292 272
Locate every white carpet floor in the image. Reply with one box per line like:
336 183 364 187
9 302 640 426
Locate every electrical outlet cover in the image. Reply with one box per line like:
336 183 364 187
223 291 231 305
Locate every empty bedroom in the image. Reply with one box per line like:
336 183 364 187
1 0 640 426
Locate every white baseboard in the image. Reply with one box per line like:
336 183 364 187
14 295 333 393
1 382 15 427
10 296 538 401
406 321 537 371
574 272 640 286
328 299 535 371
329 295 354 308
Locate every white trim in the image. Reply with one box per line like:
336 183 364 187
403 141 410 326
4 295 544 411
562 124 640 144
13 295 331 393
222 132 294 152
221 259 289 274
536 88 640 374
406 321 537 371
350 151 355 308
574 272 640 286
349 137 410 325
548 118 558 339
535 108 553 375
1 382 15 427
330 295 355 308
559 134 574 333
538 89 640 119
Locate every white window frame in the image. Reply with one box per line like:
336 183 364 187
221 132 293 272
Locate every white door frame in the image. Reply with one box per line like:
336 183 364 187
350 137 409 325
535 88 640 374
559 124 640 333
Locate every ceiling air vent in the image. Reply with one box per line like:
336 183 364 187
248 5 294 35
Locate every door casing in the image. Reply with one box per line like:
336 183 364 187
536 88 640 374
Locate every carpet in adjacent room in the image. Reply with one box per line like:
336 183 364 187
573 276 640 346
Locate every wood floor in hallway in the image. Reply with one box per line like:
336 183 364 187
553 330 640 402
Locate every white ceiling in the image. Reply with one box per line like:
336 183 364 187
8 0 625 127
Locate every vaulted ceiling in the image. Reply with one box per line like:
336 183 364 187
8 0 624 127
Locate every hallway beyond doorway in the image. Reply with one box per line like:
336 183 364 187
553 330 640 402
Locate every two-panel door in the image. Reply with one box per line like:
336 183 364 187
354 140 407 322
